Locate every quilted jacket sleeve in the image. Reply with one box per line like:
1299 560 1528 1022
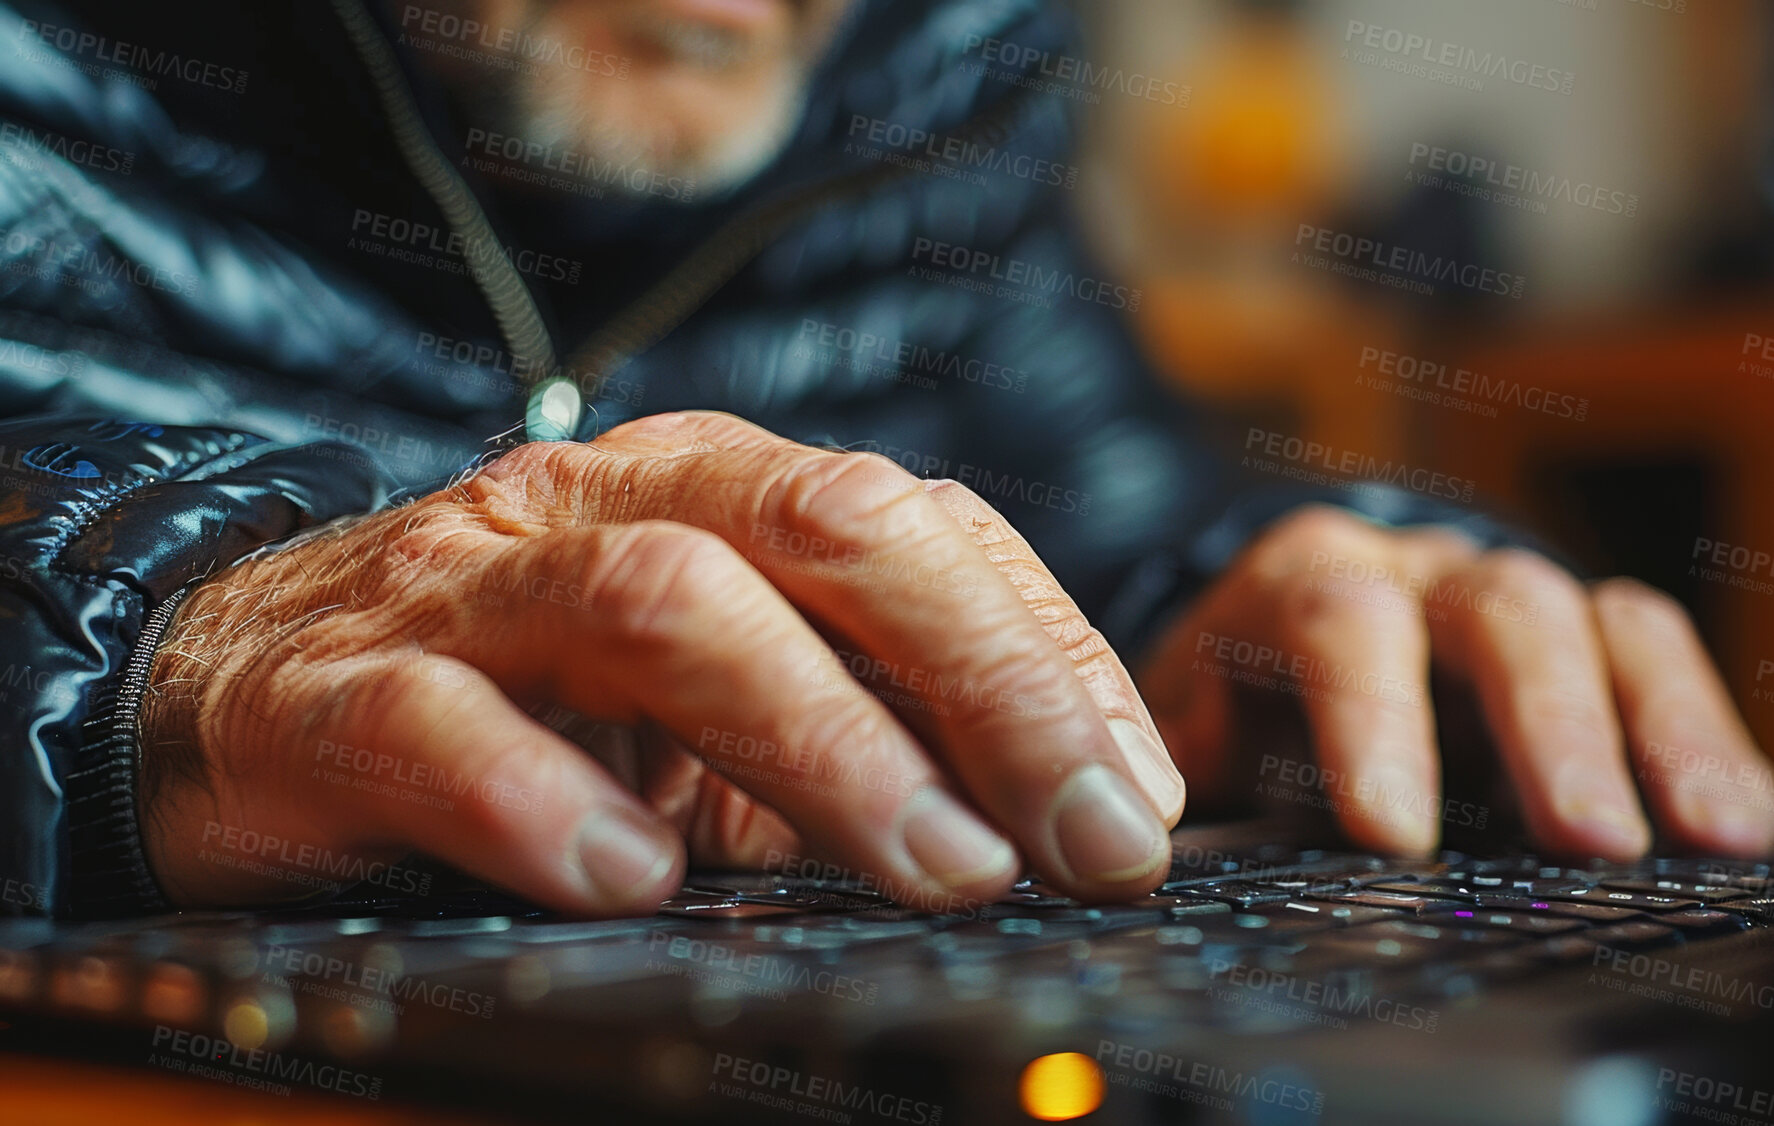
0 412 388 917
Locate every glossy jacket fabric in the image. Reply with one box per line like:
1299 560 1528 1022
0 0 1511 916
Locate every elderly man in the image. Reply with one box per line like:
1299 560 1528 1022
0 0 1766 920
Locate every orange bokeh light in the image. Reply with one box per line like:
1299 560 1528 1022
1019 1053 1105 1121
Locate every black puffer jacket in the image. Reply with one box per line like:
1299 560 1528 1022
0 0 1509 917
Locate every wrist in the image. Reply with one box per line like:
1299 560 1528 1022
139 580 226 810
137 503 415 805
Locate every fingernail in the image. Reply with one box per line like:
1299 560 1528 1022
1584 804 1652 858
577 809 676 901
1703 800 1774 856
902 787 1018 889
1109 718 1186 823
1667 768 1774 855
1366 763 1436 856
1553 759 1651 858
1558 788 1650 858
1051 763 1169 884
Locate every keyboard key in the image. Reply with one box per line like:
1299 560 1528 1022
1178 880 1299 907
1650 909 1751 937
1009 879 1082 904
1165 901 1235 921
1364 879 1480 900
1528 887 1702 912
1345 889 1647 923
1650 859 1770 891
657 900 810 918
995 890 1084 910
732 888 883 912
1441 855 1546 877
1303 889 1448 914
1460 876 1597 897
1414 904 1588 935
1600 879 1752 904
1232 901 1398 935
1463 896 1648 924
1718 898 1774 925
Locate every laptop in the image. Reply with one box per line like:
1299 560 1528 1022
3 803 1771 1126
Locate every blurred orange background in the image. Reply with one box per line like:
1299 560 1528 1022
1077 0 1774 749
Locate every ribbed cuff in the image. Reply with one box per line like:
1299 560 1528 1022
65 585 195 918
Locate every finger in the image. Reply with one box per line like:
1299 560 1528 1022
1428 550 1650 859
723 439 1168 897
1269 520 1481 854
1136 592 1239 806
516 417 1172 899
1260 566 1439 856
1592 578 1774 855
920 478 1183 825
1136 511 1470 831
529 717 805 870
317 655 685 917
634 725 805 869
466 518 1024 910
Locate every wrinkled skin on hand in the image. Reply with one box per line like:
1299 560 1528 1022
140 411 1181 916
139 415 1774 920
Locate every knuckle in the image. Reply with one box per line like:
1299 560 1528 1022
463 441 606 518
365 532 484 635
354 658 448 737
383 522 475 584
847 450 921 486
602 410 697 436
1479 548 1580 601
1255 505 1372 570
1408 524 1484 558
1274 504 1366 547
1278 574 1370 639
610 408 743 436
595 409 764 452
410 654 476 691
781 695 898 778
581 522 740 646
1518 687 1615 742
766 451 933 552
485 440 588 485
954 642 1077 724
1593 576 1692 633
677 410 768 440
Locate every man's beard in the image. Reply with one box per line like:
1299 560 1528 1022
479 2 845 200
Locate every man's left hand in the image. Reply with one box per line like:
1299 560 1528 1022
1137 505 1774 859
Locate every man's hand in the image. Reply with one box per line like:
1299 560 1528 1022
1139 505 1774 860
139 411 1183 916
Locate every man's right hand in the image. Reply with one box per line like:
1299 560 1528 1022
139 411 1183 916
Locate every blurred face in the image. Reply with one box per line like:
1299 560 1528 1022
412 0 854 195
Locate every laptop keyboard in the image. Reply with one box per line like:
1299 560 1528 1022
2 845 1770 1067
